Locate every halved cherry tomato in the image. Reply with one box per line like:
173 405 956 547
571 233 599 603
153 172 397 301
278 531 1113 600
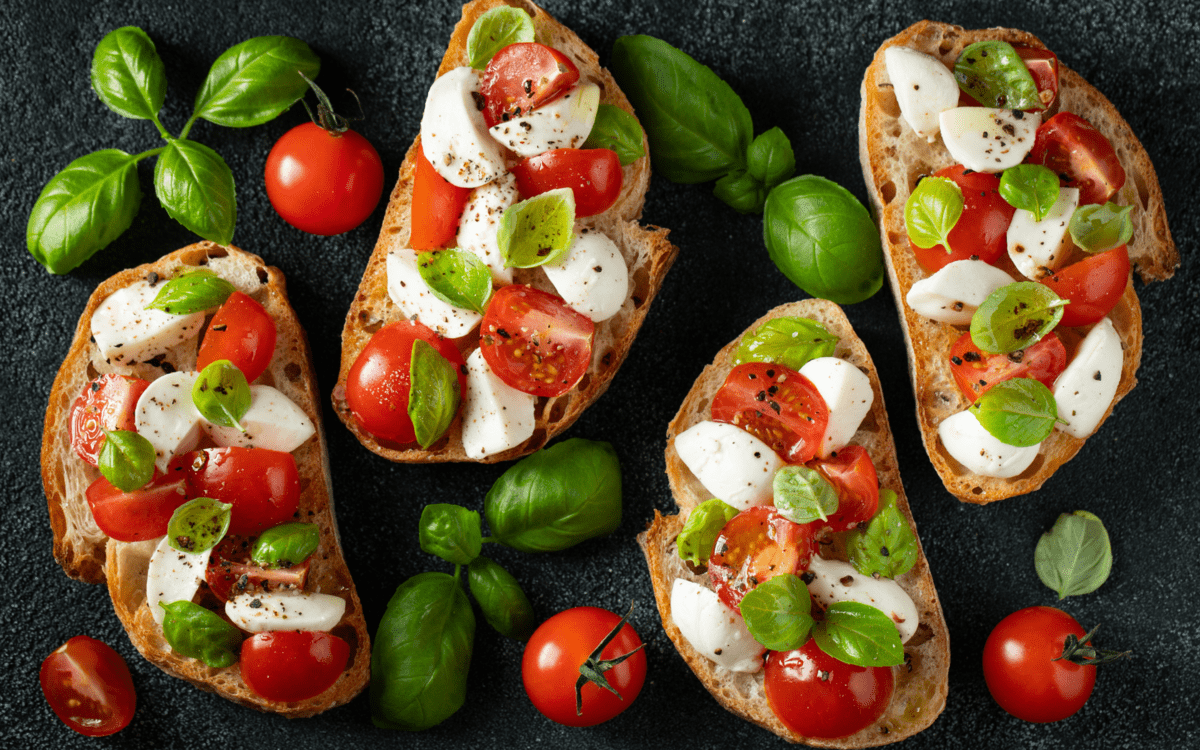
240 631 350 703
196 291 277 383
479 285 594 397
411 146 471 250
69 374 150 466
204 536 310 603
480 43 580 128
950 331 1067 403
185 447 300 535
765 639 894 739
708 506 816 610
808 445 879 532
511 148 623 217
911 165 1015 273
1014 45 1059 110
40 635 136 737
344 320 468 444
85 456 189 541
1027 113 1125 206
710 363 829 464
1042 246 1130 328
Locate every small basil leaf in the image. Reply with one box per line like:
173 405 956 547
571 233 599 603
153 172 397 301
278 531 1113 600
739 574 814 652
97 429 155 492
91 27 167 120
969 377 1060 447
773 465 839 524
192 359 252 431
1070 202 1134 253
467 556 536 641
419 504 483 566
27 150 142 274
582 104 645 166
746 127 796 192
192 36 320 127
497 188 575 268
904 176 963 253
713 169 767 214
848 489 917 579
250 522 320 568
812 601 904 667
417 249 493 315
1035 510 1113 600
154 139 237 245
167 497 232 554
733 317 838 370
999 164 1061 222
676 499 739 567
970 282 1067 354
466 6 535 70
407 340 463 450
144 269 235 315
954 40 1044 110
160 601 242 668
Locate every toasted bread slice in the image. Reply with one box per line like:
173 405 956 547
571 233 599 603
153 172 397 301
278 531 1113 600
642 299 950 747
41 242 369 716
858 21 1178 504
333 0 677 463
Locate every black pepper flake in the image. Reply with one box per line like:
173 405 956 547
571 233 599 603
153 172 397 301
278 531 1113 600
800 571 815 584
146 271 160 285
249 598 263 609
747 373 757 380
767 385 778 395
470 91 485 111
768 400 781 414
755 391 766 402
880 546 890 557
1013 109 1025 119
951 356 963 365
962 168 975 175
91 381 101 392
963 351 981 362
212 323 227 332
840 575 855 586
1007 350 1025 363
1094 371 1102 381
523 79 533 96
766 369 775 378
497 328 511 339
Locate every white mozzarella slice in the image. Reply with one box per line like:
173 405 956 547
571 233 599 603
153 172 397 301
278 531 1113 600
420 67 505 188
146 536 212 626
456 172 519 285
1053 317 1123 438
939 107 1040 173
91 281 205 367
937 409 1040 478
798 357 873 458
673 421 783 511
884 47 958 141
906 260 1015 325
805 556 919 643
204 385 315 452
460 349 536 459
136 371 204 473
542 228 628 322
226 591 346 634
386 249 482 339
488 83 600 158
1007 187 1079 280
670 578 764 673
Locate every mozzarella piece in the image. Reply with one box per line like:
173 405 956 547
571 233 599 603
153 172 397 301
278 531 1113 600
673 421 783 511
805 556 919 643
146 536 212 626
488 83 600 158
906 260 1015 325
798 357 873 458
884 47 958 141
939 107 1040 173
542 228 628 322
1007 187 1079 280
204 385 315 452
670 578 764 673
386 249 482 339
91 281 205 367
937 409 1040 478
136 371 204 472
226 591 346 634
420 67 505 188
460 349 536 459
456 172 519 285
1053 317 1123 438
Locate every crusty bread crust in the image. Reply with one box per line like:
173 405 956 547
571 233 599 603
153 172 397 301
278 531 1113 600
858 21 1178 504
41 242 369 716
333 0 677 463
642 300 950 747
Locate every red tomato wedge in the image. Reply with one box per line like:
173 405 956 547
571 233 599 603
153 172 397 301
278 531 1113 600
480 43 580 128
911 165 1015 273
710 363 829 464
411 146 471 250
69 374 149 466
1014 45 1060 110
511 148 623 217
196 291 277 383
808 445 880 532
40 635 137 737
950 331 1068 403
204 536 311 603
479 285 594 397
708 506 815 610
185 447 301 536
240 631 350 703
85 457 189 542
765 639 894 739
1027 113 1126 205
1042 245 1130 328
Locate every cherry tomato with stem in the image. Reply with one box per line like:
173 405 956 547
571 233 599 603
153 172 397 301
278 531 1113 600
40 635 137 737
85 456 189 542
185 447 300 535
480 43 580 128
1026 113 1126 206
765 639 894 739
710 362 829 464
196 291 277 383
411 145 471 250
808 445 880 532
708 506 815 610
69 374 149 466
911 165 1015 273
1041 245 1130 328
949 331 1068 403
241 631 350 703
479 285 594 397
511 148 623 217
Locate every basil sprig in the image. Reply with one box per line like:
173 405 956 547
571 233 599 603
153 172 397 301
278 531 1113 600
969 377 1061 447
740 574 814 651
954 40 1044 110
676 498 738 567
733 317 838 370
1070 203 1134 253
167 497 232 554
419 504 483 566
408 340 463 450
1035 510 1113 599
773 465 839 524
160 601 242 669
467 556 537 642
583 104 645 166
251 523 320 568
970 282 1067 354
848 490 917 579
97 429 155 492
417 249 493 315
145 269 235 315
812 601 905 668
192 360 252 431
1000 164 1061 222
715 127 797 214
905 176 963 254
465 6 535 70
497 189 576 268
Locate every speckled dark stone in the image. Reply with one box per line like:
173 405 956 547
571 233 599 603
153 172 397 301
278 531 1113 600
2 0 1197 747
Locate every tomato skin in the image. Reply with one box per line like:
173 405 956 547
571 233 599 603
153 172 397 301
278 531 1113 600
911 165 1015 273
1027 113 1126 206
522 607 646 727
265 122 384 236
710 363 830 464
480 43 580 128
40 635 136 737
1042 245 1130 328
85 459 190 542
69 374 150 466
185 447 300 536
708 506 816 610
808 445 879 532
765 639 894 739
510 148 623 217
1014 45 1060 110
983 606 1095 723
411 146 471 250
204 536 311 603
240 631 350 703
479 285 594 397
196 291 277 383
949 331 1068 403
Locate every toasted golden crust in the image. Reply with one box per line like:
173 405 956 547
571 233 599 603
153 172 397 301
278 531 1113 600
858 21 1177 504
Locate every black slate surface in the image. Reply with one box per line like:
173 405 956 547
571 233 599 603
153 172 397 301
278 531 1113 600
2 0 1196 747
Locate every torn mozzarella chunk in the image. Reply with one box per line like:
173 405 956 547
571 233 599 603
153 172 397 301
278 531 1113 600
91 281 205 367
136 371 204 473
937 409 1040 478
542 228 628 322
798 357 873 458
1007 187 1079 280
939 107 1040 173
420 67 505 188
488 83 600 158
670 578 764 673
673 421 783 511
146 536 212 626
203 385 315 452
387 249 482 339
460 349 536 459
456 172 519 285
226 591 346 634
884 47 958 141
805 556 918 643
906 260 1015 325
1053 317 1123 438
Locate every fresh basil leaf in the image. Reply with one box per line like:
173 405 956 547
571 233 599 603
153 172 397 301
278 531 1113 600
904 176 963 253
954 40 1044 110
970 377 1060 447
733 317 838 370
1070 202 1134 253
419 504 482 566
154 138 236 245
145 269 235 315
466 6 535 70
999 164 1060 222
739 574 814 651
812 601 904 667
91 27 167 120
497 188 575 268
848 489 917 579
371 572 475 730
407 339 463 449
484 438 621 553
97 429 155 492
773 465 839 524
468 556 536 642
610 35 752 183
677 498 739 567
713 169 766 214
167 497 232 554
192 36 320 127
763 175 884 305
160 601 242 668
970 282 1067 354
251 522 320 568
417 249 493 315
26 150 143 274
746 127 796 193
1035 510 1113 599
192 359 252 431
583 104 645 166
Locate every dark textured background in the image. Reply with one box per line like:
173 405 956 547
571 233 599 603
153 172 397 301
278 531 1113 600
2 0 1196 747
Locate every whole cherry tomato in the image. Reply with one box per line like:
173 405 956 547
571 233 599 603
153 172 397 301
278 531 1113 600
949 331 1067 403
185 447 300 535
765 639 894 739
196 291 277 383
808 445 880 532
1041 246 1130 328
479 285 594 397
510 148 623 217
40 635 136 737
411 146 471 250
911 165 1015 273
480 43 580 128
69 374 149 466
85 457 189 542
1026 113 1125 206
240 631 350 703
708 506 815 610
710 362 829 464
